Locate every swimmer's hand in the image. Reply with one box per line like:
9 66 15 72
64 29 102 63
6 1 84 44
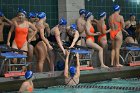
69 46 74 49
7 41 10 46
75 53 79 58
96 32 101 35
66 50 70 56
48 45 53 50
125 31 129 36
63 49 66 55
122 29 129 35
27 39 32 43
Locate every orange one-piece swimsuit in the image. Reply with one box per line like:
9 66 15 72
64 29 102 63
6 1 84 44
14 27 28 49
110 14 122 40
86 26 95 42
98 24 107 43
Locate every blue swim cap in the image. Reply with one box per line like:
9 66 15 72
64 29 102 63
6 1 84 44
25 70 33 79
113 5 120 11
70 24 77 30
17 7 27 15
28 12 37 18
99 12 106 18
69 66 76 77
0 11 4 17
37 12 46 19
59 18 67 25
85 11 93 19
79 9 86 15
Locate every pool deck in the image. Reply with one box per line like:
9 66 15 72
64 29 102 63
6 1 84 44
0 66 140 92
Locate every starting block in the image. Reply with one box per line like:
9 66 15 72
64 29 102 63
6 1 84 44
69 48 94 71
0 52 27 77
128 61 140 66
4 71 25 78
80 66 95 71
121 46 140 64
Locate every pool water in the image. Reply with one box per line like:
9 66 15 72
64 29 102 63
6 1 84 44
34 78 140 93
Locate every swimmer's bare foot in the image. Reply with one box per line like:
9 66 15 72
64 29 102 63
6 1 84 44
115 64 123 67
101 65 109 68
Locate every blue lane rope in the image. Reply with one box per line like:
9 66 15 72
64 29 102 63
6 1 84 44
51 85 140 91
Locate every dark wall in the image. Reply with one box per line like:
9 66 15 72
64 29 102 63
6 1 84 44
85 0 140 21
0 0 58 28
0 0 58 42
85 0 140 42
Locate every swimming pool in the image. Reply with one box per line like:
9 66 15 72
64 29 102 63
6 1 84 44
34 78 140 93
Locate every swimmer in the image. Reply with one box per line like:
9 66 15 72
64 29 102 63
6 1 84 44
85 11 108 68
108 5 125 67
64 50 80 85
19 70 34 93
76 9 87 46
66 24 80 48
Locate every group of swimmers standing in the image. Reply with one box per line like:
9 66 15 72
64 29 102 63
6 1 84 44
0 4 139 92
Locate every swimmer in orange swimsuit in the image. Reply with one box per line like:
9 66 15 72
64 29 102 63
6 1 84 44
97 12 111 65
97 12 110 47
19 70 34 93
85 11 108 68
7 8 37 71
7 8 37 52
108 5 125 67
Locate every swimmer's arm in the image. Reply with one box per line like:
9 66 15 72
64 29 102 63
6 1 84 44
28 22 37 43
120 16 125 29
92 19 98 25
77 19 81 30
44 23 51 37
64 51 70 78
65 28 69 42
125 21 130 29
101 22 106 34
75 53 80 77
7 25 15 46
39 27 52 49
69 31 79 48
122 29 129 35
94 32 100 36
3 16 12 26
55 29 65 54
106 29 111 33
